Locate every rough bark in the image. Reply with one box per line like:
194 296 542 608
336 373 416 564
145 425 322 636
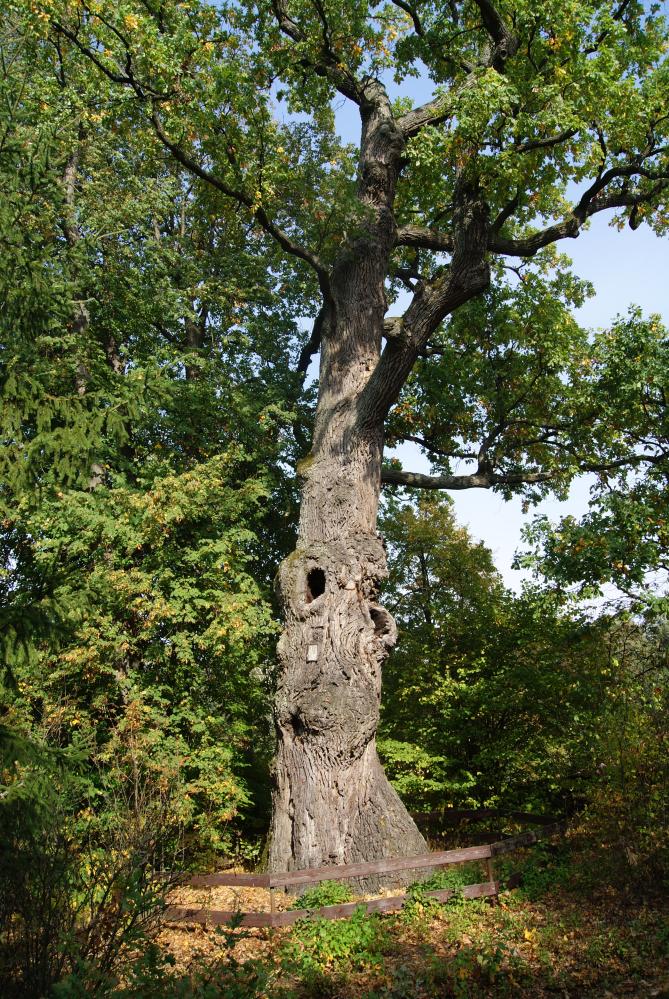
270 527 428 875
268 303 431 873
267 77 497 878
268 83 431 876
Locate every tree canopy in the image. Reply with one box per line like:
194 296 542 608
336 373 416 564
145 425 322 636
15 0 666 557
1 2 669 985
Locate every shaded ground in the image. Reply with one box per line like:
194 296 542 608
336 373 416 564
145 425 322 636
157 854 669 998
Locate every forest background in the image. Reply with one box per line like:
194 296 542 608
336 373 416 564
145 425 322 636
1 0 669 994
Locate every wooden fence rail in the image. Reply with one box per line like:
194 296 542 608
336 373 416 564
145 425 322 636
164 819 565 929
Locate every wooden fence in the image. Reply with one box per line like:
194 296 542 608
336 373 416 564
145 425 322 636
164 817 564 929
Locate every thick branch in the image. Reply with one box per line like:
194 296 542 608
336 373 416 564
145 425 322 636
382 467 552 490
473 0 509 43
515 128 579 154
296 304 327 374
489 217 581 256
358 181 490 427
382 454 653 492
397 171 669 258
471 0 519 70
397 73 478 138
490 181 669 256
270 0 362 104
395 224 454 252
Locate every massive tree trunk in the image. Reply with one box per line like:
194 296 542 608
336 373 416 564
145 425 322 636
268 86 429 873
266 71 493 873
268 364 428 873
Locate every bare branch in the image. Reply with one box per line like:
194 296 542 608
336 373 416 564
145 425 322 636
515 128 578 153
399 164 669 259
489 217 581 256
52 19 149 91
390 434 476 460
492 190 520 233
382 467 553 489
397 73 478 138
490 176 669 257
359 181 491 427
583 0 633 56
382 453 654 492
397 96 450 139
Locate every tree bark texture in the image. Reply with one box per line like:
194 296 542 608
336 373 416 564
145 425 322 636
269 430 432 874
268 310 431 872
268 87 430 876
268 82 490 878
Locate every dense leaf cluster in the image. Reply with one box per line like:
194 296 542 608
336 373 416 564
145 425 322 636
379 495 669 836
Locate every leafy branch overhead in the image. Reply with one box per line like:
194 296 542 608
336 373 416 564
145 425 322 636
35 0 669 501
2 0 669 963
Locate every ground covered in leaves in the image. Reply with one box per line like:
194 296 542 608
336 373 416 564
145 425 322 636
152 847 669 999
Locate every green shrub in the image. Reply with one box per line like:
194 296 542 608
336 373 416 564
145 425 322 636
280 907 390 977
53 935 274 998
0 707 189 998
410 864 478 894
449 939 521 998
289 880 354 910
514 845 573 901
398 864 481 927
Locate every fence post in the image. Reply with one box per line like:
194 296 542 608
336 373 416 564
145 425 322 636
485 856 498 905
269 885 276 940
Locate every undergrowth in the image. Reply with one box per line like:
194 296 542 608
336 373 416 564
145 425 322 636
37 844 669 998
288 880 354 910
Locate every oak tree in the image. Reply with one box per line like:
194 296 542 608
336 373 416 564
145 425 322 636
24 0 669 871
